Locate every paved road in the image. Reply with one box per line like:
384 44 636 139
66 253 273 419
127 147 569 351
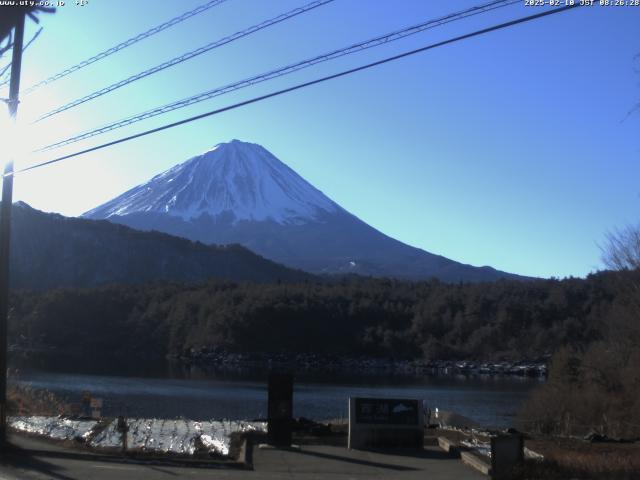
0 434 485 479
251 444 486 479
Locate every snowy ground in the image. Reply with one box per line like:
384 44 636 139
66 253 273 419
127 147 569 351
461 438 491 458
9 416 97 442
9 416 266 457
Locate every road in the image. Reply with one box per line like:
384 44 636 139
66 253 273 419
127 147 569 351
0 434 485 479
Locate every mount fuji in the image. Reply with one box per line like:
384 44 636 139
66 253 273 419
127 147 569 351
84 140 519 282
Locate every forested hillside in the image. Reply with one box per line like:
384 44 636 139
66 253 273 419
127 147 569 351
8 271 630 362
9 202 313 289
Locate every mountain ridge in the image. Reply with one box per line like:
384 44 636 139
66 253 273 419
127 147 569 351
9 201 314 290
84 139 524 282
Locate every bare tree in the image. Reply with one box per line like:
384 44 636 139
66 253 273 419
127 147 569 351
599 224 640 378
602 224 640 271
632 53 640 116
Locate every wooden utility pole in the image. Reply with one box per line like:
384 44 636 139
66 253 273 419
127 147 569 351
0 11 25 445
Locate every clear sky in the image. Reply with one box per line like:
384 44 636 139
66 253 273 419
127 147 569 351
1 0 639 279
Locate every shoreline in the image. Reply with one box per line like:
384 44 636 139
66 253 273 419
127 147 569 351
9 347 548 378
172 349 549 378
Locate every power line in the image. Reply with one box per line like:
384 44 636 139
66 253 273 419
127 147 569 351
20 0 229 95
36 0 521 152
33 0 335 123
15 3 581 177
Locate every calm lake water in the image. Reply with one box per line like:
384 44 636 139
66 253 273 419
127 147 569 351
10 356 543 428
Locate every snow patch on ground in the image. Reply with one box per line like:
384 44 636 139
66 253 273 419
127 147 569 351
9 416 97 441
9 416 266 457
90 418 265 456
461 438 492 458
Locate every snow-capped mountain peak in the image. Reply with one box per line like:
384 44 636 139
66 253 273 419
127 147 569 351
84 139 339 224
84 139 521 282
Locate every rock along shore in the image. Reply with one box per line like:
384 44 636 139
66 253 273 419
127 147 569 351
172 348 548 377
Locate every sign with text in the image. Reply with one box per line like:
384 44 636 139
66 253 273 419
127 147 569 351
349 397 424 449
354 398 420 425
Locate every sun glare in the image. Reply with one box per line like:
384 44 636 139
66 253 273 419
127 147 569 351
0 112 33 171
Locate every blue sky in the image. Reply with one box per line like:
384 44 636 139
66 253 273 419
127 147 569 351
2 0 639 279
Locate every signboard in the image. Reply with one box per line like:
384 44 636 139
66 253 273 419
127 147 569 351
348 397 424 450
354 398 419 425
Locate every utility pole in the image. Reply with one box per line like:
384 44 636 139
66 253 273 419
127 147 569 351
0 11 25 446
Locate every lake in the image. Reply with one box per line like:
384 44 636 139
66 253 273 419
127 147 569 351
10 356 542 428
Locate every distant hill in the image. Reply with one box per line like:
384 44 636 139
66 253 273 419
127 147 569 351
9 202 313 290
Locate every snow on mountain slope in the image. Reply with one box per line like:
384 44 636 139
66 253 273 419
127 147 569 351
84 139 523 282
84 140 339 225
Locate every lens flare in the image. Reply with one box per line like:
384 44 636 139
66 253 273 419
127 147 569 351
0 113 32 170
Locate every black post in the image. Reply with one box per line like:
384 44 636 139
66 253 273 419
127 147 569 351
117 416 129 453
267 372 293 447
0 12 25 445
